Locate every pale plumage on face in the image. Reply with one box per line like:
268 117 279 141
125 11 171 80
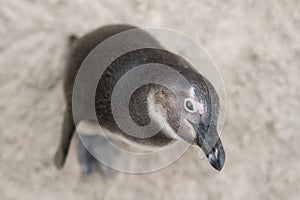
147 85 209 144
148 83 225 171
184 86 208 121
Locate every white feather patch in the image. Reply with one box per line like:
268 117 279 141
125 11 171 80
189 86 195 98
77 120 166 152
147 91 178 140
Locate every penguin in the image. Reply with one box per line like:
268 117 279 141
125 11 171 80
54 24 225 176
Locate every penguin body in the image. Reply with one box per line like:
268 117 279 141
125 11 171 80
55 25 139 167
54 24 225 175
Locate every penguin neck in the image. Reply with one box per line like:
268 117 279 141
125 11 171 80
129 84 180 138
147 85 181 139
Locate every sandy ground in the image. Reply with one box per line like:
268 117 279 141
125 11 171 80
0 0 299 199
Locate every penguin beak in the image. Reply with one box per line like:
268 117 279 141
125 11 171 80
206 138 225 171
190 121 225 171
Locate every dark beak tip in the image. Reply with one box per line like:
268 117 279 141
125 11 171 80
208 150 225 171
215 162 224 171
209 157 225 171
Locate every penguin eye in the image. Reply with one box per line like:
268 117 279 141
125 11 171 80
184 99 196 112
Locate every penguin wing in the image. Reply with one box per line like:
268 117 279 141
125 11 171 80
54 25 138 168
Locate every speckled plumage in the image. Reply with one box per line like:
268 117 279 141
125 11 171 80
54 24 225 172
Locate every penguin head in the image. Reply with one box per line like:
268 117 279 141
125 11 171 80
184 83 225 171
147 74 225 171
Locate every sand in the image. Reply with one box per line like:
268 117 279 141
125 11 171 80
0 0 299 199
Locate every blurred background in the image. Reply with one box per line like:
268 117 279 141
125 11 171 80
0 0 299 199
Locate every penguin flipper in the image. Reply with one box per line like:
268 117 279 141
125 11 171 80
54 109 75 168
78 136 112 178
76 120 117 177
